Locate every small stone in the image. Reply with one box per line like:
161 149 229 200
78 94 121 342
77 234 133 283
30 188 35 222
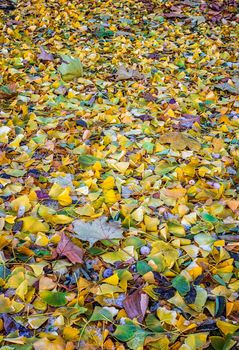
103 268 113 278
212 153 220 159
140 246 151 255
76 119 88 128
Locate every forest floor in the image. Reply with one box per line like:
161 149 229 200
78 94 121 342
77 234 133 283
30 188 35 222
0 0 239 349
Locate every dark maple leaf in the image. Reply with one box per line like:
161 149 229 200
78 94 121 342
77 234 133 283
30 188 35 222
56 232 84 264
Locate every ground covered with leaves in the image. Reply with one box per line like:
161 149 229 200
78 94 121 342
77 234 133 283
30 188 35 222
0 0 239 349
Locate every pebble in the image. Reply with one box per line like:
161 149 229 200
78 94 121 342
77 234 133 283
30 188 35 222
103 268 113 278
140 245 151 255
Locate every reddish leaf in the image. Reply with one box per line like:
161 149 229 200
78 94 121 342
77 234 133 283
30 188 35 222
37 46 54 61
56 232 84 264
123 290 149 322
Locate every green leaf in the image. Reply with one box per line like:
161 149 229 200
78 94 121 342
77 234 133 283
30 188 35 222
78 155 103 166
113 324 142 342
0 265 11 280
39 291 68 307
90 306 113 322
201 212 218 223
145 314 164 332
215 296 226 317
172 275 190 296
136 261 152 275
4 169 26 177
73 216 124 246
58 55 83 81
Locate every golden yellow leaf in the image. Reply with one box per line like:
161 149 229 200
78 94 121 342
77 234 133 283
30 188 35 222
63 326 80 341
216 320 239 335
21 217 49 233
10 195 31 212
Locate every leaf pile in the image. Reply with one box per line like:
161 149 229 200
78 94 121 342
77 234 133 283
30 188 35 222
0 0 239 349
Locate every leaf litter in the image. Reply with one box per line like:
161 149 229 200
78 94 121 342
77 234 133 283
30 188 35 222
0 0 239 349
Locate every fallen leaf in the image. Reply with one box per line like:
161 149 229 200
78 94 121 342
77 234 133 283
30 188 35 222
160 132 201 151
33 337 65 350
123 290 149 322
58 55 83 81
37 46 54 61
55 232 84 264
73 217 124 246
115 65 144 81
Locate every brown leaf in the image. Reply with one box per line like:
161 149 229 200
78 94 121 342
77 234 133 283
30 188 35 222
56 232 84 264
37 46 54 62
123 290 149 322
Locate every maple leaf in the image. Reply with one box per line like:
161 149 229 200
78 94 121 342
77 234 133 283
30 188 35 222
56 232 84 264
73 217 124 246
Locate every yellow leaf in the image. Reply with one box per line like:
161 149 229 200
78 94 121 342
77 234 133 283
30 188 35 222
161 188 186 199
94 284 123 296
144 215 159 231
49 183 64 198
131 207 144 222
216 320 239 335
49 184 72 206
166 108 175 118
150 241 179 269
160 132 201 151
0 294 13 313
7 269 25 288
21 216 49 233
16 280 28 300
49 215 73 225
75 204 95 216
28 315 48 329
103 273 119 286
180 333 208 350
10 195 31 212
9 134 24 148
29 262 48 277
35 232 49 246
104 189 117 205
5 215 16 224
63 326 80 341
112 161 129 174
157 307 177 325
57 188 72 206
102 176 115 190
